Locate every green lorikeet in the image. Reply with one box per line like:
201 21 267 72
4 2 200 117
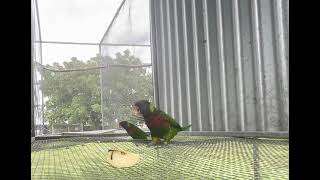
132 100 191 144
119 121 148 140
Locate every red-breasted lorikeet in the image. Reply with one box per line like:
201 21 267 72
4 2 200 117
132 100 191 144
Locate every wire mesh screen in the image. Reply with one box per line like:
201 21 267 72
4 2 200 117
39 54 102 134
31 135 288 179
100 0 150 45
99 51 153 129
99 0 153 129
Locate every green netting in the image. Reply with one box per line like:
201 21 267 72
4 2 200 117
31 136 288 179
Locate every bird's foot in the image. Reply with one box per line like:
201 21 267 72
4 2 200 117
147 140 164 148
163 140 175 147
147 141 158 146
149 137 161 145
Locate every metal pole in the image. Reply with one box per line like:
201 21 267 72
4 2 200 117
35 61 152 72
99 46 105 130
31 0 35 137
35 0 45 134
36 41 150 47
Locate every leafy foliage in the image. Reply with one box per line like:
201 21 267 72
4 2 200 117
41 50 153 130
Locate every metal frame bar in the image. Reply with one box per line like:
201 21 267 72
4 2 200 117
99 46 105 130
35 0 42 47
35 0 45 134
179 131 288 139
33 131 288 141
36 41 150 47
31 0 35 137
39 63 152 72
99 0 127 45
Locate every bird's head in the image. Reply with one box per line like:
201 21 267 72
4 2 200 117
132 100 155 117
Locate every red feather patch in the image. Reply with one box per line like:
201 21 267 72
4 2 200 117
146 114 170 128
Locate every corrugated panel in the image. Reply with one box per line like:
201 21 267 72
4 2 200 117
150 0 289 132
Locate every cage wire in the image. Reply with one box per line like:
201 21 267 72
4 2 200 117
31 135 288 179
100 0 152 129
36 47 152 133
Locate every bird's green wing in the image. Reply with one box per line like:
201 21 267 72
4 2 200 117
132 126 148 139
121 121 148 139
158 110 181 129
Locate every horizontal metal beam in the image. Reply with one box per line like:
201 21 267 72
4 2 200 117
40 64 152 72
35 41 150 47
179 131 288 139
34 130 288 140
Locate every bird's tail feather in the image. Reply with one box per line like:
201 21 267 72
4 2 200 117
180 124 192 131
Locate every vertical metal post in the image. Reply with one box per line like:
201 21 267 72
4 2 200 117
31 0 35 137
99 45 105 130
35 0 45 134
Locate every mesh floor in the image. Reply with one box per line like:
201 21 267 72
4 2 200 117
31 135 288 180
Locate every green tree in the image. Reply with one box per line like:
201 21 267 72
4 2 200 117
41 50 153 131
101 50 153 128
42 56 102 130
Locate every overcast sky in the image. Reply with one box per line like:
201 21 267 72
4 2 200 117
37 0 150 65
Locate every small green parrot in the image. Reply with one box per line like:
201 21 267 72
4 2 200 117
132 100 191 144
119 121 148 140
